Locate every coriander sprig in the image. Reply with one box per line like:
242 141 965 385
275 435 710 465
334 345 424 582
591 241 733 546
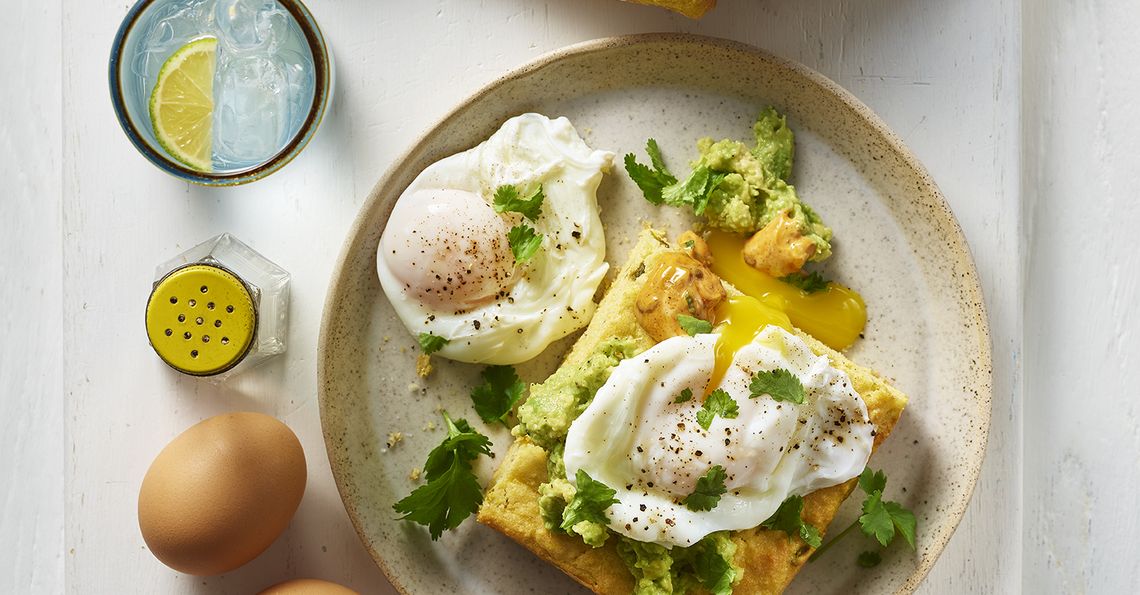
392 412 493 540
507 224 543 263
761 495 821 548
561 469 620 545
683 465 728 511
807 467 917 567
469 365 525 427
625 140 726 216
696 389 739 430
493 184 544 221
748 368 805 404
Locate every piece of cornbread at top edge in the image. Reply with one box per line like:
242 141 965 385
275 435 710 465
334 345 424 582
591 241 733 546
477 227 908 595
623 0 716 19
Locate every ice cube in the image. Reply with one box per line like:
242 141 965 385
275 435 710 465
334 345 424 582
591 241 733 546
255 5 291 54
133 1 211 82
215 0 285 52
213 53 291 166
275 48 315 119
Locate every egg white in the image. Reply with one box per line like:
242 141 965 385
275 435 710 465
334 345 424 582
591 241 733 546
563 326 873 548
376 114 613 364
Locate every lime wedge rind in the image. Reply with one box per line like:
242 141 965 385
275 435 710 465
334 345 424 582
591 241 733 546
149 36 217 173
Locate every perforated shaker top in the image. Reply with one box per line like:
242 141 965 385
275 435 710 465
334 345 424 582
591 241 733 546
145 264 256 376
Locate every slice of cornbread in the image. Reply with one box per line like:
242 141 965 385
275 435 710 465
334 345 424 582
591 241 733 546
478 228 908 594
623 0 716 19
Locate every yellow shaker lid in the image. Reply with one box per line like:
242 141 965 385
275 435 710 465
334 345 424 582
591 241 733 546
145 264 257 376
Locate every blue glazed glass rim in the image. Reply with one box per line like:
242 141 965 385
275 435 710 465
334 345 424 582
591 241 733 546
108 0 332 186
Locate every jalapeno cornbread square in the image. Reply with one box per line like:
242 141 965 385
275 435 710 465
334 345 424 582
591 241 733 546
478 228 907 594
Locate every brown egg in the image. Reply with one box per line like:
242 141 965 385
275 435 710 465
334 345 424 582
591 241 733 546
257 578 359 594
138 412 306 575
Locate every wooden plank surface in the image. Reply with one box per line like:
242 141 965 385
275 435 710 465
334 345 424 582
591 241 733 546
1024 0 1140 592
0 1 64 594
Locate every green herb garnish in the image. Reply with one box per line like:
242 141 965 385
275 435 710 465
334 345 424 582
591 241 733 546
674 387 694 404
624 139 677 204
469 365 525 426
809 468 917 565
677 314 713 336
508 224 543 263
748 368 805 404
561 469 619 535
692 538 735 595
417 332 449 355
625 140 727 216
683 465 728 511
761 495 821 548
779 271 829 293
492 184 544 221
696 389 739 430
392 412 492 540
661 166 727 216
859 491 917 548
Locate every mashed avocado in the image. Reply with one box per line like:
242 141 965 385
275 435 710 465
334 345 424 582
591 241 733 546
752 106 795 181
694 108 832 260
514 337 641 449
617 533 740 595
521 337 641 547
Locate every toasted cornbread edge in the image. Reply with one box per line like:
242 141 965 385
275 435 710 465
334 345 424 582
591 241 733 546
624 0 717 19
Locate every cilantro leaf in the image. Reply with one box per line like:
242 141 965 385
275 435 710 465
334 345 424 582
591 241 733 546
810 469 917 565
883 500 917 548
677 314 713 336
859 468 888 495
692 539 735 595
492 184 544 221
696 389 739 430
624 140 677 205
507 224 543 263
683 465 728 511
800 522 822 548
761 495 822 548
857 550 882 568
748 368 805 404
858 488 916 548
561 469 619 534
674 387 694 404
417 332 449 355
661 166 727 216
393 412 492 540
780 271 829 293
858 491 895 546
646 138 670 175
470 365 525 425
626 139 726 217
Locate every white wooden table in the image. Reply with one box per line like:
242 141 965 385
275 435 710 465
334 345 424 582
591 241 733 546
5 0 1136 592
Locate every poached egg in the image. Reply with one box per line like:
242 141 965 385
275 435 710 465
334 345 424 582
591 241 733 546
563 325 873 548
377 114 613 364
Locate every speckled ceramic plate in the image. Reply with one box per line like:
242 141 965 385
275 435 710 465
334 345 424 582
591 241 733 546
318 34 991 595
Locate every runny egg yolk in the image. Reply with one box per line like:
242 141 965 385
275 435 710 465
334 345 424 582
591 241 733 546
707 294 791 393
703 230 868 392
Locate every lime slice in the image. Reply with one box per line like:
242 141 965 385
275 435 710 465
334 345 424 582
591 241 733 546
150 37 217 172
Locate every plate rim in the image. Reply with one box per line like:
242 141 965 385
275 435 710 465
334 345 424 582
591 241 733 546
317 32 994 595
